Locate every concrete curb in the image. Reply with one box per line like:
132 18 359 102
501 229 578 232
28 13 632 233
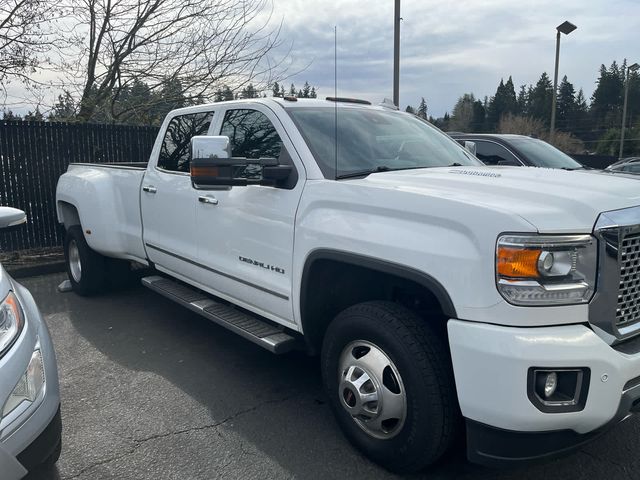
6 262 67 279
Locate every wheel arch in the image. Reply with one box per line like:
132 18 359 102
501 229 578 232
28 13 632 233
300 249 457 354
57 201 82 231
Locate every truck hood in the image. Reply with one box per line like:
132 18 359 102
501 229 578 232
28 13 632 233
359 166 640 232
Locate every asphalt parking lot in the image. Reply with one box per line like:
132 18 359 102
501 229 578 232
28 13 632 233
20 272 640 480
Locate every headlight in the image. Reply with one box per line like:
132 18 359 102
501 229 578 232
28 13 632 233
2 345 45 418
496 234 597 305
0 291 24 357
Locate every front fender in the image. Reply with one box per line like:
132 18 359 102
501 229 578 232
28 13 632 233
292 180 587 329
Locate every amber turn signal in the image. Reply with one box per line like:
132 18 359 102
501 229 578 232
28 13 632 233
497 247 541 278
190 165 220 178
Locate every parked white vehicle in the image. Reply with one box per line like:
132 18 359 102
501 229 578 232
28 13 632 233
0 207 61 479
56 97 640 472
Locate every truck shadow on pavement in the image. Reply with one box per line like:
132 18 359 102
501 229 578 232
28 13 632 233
23 273 640 480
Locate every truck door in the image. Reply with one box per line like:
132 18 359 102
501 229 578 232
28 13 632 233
141 110 215 280
195 106 304 326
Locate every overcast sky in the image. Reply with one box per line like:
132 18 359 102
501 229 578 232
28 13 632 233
271 0 640 116
4 0 640 117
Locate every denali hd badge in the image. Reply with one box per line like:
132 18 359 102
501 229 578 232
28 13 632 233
239 256 285 274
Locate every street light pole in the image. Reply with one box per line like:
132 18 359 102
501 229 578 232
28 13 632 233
393 0 400 107
620 62 640 159
550 21 577 140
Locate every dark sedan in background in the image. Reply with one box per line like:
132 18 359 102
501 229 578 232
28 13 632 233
606 157 640 174
449 133 584 170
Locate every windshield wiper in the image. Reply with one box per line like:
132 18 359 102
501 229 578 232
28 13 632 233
336 164 461 180
336 166 391 180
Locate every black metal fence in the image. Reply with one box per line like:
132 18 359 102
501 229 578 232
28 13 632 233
0 121 158 252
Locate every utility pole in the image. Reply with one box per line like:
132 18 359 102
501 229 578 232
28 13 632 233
393 0 400 107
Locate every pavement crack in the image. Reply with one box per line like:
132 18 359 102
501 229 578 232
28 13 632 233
60 394 298 478
61 447 137 480
133 393 299 444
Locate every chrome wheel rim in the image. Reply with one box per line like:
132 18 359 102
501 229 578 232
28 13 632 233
68 240 82 283
338 340 407 439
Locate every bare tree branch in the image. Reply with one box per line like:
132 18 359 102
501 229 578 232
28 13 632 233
56 0 289 122
0 0 60 95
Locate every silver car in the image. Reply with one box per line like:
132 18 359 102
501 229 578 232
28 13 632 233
0 207 61 479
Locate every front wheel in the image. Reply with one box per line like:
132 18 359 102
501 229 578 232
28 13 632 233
64 226 105 296
321 301 460 473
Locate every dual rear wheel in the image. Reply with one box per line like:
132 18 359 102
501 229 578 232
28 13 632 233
64 226 134 295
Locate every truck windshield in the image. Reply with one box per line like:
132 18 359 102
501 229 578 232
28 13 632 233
286 107 480 179
508 137 583 170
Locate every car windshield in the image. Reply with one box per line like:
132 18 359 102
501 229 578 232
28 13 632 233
508 137 583 169
286 107 481 179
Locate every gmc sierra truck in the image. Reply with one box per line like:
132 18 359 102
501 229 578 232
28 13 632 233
56 97 640 472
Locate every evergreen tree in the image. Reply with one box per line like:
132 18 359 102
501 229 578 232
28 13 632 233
289 83 296 96
556 76 576 131
2 110 21 120
471 99 486 132
272 82 282 97
487 77 517 130
24 107 44 121
49 91 77 122
591 61 625 129
417 97 428 119
310 87 317 98
628 67 640 130
442 112 450 131
300 81 312 98
214 85 236 102
115 79 153 124
405 105 415 114
450 93 476 131
240 83 260 99
516 85 528 116
528 72 554 126
503 77 518 112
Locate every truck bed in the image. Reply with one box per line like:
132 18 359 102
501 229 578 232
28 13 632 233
58 163 148 262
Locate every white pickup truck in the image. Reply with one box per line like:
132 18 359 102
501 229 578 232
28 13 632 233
56 97 640 472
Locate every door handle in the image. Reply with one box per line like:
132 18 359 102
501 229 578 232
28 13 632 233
198 195 218 205
142 185 157 194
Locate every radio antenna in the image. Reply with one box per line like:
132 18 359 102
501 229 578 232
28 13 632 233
334 25 338 178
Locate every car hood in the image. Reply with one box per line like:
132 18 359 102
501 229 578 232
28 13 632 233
358 166 640 233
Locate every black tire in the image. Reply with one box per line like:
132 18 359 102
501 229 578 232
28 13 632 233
64 225 105 296
321 301 460 473
104 257 136 290
43 438 62 467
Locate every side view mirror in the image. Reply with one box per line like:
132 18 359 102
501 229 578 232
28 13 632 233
464 141 477 156
0 207 27 231
190 136 292 189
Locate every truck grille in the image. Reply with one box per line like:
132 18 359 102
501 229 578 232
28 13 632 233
590 207 640 343
618 233 640 328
